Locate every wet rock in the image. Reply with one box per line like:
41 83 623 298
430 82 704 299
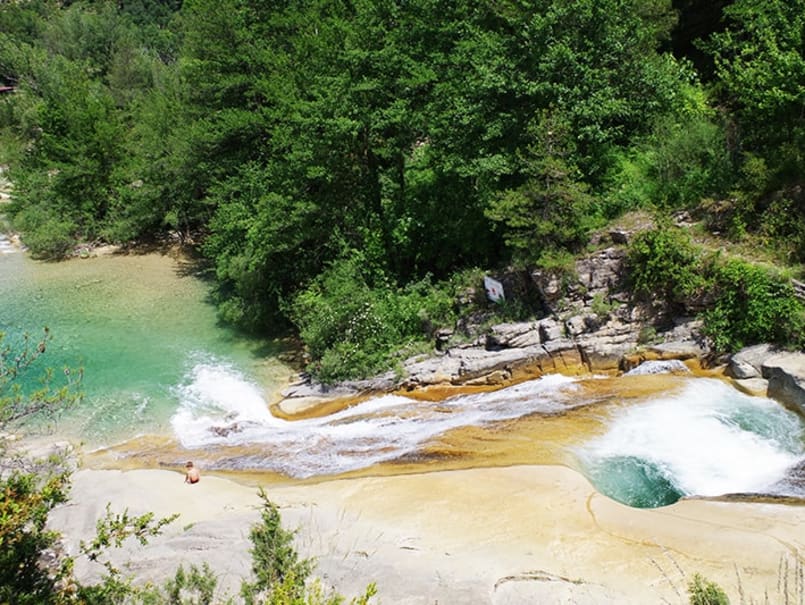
463 369 511 386
762 353 805 414
731 377 769 397
539 340 586 373
280 371 398 403
209 422 244 437
646 340 706 360
729 344 780 379
281 381 362 400
624 359 690 376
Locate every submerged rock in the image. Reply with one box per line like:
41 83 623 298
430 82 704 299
624 359 691 376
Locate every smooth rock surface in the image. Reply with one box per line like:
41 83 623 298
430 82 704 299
730 344 780 379
762 352 805 414
50 466 805 605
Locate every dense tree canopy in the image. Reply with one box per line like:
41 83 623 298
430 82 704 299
1 0 803 374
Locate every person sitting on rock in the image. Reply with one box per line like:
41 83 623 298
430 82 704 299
184 461 200 484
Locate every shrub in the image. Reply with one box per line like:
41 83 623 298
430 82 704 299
702 259 805 353
687 573 730 605
627 227 706 305
10 204 78 259
590 293 618 320
0 467 71 605
241 489 311 604
290 256 461 382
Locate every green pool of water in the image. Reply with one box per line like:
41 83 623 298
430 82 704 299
0 247 291 446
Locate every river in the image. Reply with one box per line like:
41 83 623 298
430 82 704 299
2 237 805 508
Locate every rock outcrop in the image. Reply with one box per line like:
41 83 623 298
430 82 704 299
280 240 805 417
279 244 713 413
762 353 805 414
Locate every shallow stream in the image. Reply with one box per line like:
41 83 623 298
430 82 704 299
2 240 804 508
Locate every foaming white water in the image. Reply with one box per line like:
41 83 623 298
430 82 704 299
171 364 579 477
0 234 16 254
625 359 690 375
171 360 284 446
576 378 805 497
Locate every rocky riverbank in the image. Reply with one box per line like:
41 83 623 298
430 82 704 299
278 234 805 420
38 231 805 605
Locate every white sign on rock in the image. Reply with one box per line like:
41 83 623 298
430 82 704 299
484 276 505 303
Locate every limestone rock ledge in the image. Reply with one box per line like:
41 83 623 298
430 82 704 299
279 242 805 416
278 316 707 416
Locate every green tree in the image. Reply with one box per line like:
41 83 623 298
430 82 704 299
707 0 805 181
1 1 183 254
0 329 81 604
485 110 595 262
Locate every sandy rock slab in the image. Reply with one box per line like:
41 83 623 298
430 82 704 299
50 466 805 604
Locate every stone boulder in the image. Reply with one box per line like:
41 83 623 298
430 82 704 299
574 247 627 301
486 322 541 349
731 377 769 398
761 353 805 414
575 319 641 371
538 318 565 342
624 359 690 376
729 344 780 379
530 247 628 315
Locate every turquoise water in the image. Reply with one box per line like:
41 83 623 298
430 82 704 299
3 237 805 507
574 378 805 507
0 243 292 446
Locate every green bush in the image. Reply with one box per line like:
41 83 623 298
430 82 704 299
628 228 805 353
702 259 805 353
18 217 77 259
687 573 730 605
289 256 460 382
289 257 392 365
0 468 71 605
10 199 78 259
241 490 311 604
605 105 732 215
627 227 706 305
